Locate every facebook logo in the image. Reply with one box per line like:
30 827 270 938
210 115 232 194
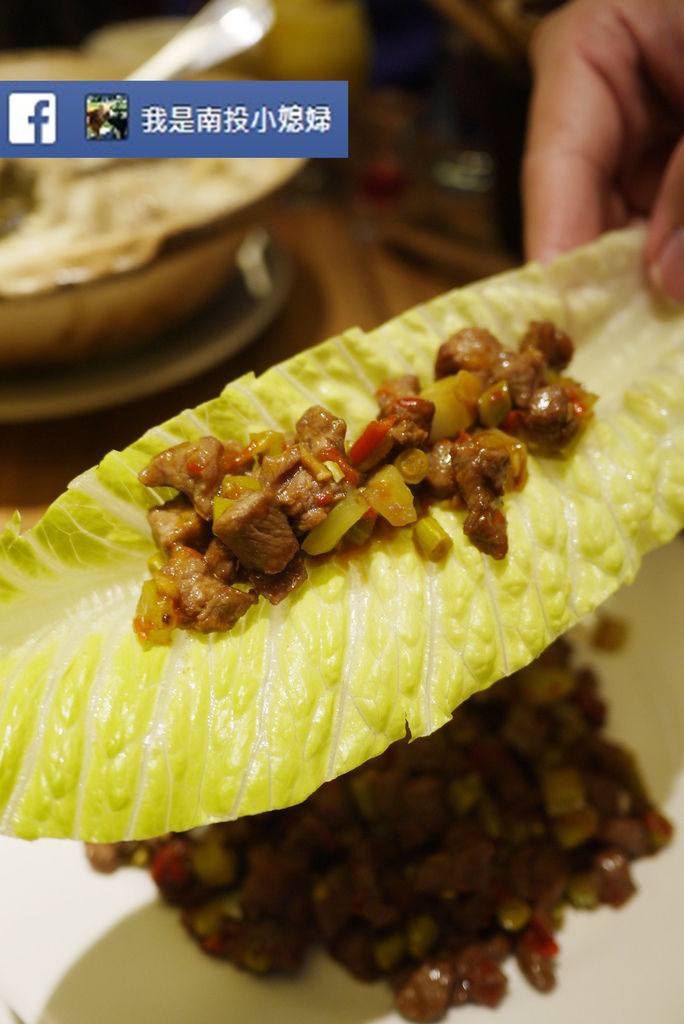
8 93 57 144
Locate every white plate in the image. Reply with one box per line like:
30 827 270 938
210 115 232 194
1 539 683 1024
0 231 292 423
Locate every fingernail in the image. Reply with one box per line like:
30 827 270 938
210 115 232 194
650 229 684 303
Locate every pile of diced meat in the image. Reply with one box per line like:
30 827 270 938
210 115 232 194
87 637 672 1021
135 321 594 639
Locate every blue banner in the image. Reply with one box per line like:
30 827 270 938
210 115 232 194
0 80 348 158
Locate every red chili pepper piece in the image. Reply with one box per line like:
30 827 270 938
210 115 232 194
151 840 193 895
501 409 526 434
520 914 559 959
185 460 204 476
348 416 396 466
318 445 360 485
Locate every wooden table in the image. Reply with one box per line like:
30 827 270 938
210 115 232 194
0 176 511 530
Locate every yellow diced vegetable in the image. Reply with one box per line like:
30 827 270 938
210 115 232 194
301 488 370 555
363 464 417 527
420 371 481 442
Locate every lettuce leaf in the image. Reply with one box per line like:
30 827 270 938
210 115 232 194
1 227 683 842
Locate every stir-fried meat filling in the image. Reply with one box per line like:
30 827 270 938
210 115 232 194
148 495 212 554
88 638 673 1021
157 546 257 634
139 436 227 521
213 489 299 574
135 320 596 640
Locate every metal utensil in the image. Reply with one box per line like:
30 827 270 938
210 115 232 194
127 0 274 81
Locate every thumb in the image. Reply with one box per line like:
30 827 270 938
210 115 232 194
644 135 684 302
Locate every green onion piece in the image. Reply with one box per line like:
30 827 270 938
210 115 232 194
394 447 430 485
541 766 586 817
566 872 600 909
373 932 407 971
496 897 532 932
413 515 453 560
363 464 417 527
478 379 512 427
301 488 370 555
220 473 261 495
406 914 439 959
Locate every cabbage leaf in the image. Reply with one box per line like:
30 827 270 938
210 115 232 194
1 227 683 841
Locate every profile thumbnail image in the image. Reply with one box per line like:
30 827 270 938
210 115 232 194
86 94 129 140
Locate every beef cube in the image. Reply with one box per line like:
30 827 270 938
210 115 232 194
139 436 226 520
148 495 211 554
158 545 256 633
204 537 238 583
489 348 546 409
247 552 308 605
213 489 299 573
376 375 421 416
435 327 502 381
520 320 573 372
295 404 347 458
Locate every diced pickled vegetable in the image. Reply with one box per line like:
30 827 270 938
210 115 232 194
394 447 430 485
541 766 586 817
363 464 417 527
374 932 407 971
413 515 453 561
552 806 600 849
191 841 239 886
478 380 512 427
406 914 439 959
343 515 376 548
245 430 286 460
515 664 575 705
420 371 481 443
301 488 370 555
133 579 177 644
448 772 483 816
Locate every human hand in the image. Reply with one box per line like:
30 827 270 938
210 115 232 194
522 0 684 301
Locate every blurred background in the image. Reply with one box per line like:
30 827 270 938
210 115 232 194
0 0 565 521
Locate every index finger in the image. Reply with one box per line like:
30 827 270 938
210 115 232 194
522 4 629 262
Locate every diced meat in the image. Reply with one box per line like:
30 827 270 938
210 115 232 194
139 436 226 520
489 348 546 409
424 440 458 499
213 489 299 573
295 404 347 458
520 320 573 372
521 384 578 451
273 465 341 534
376 375 421 416
158 545 257 633
395 959 456 1022
204 537 238 583
387 397 434 447
435 327 502 381
451 433 511 559
148 495 212 554
247 553 308 605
